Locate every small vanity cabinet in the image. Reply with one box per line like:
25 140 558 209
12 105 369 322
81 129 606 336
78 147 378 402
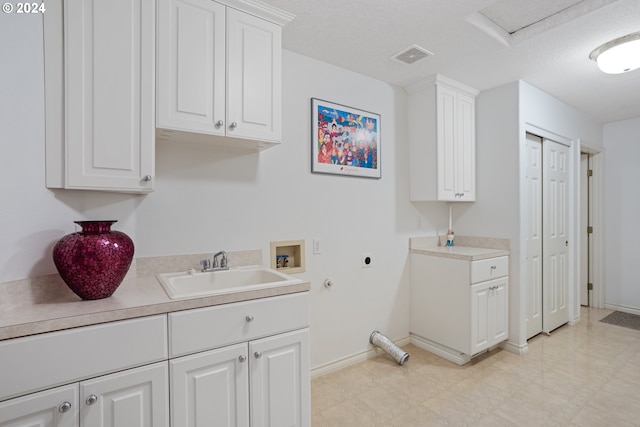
407 74 478 201
410 246 509 365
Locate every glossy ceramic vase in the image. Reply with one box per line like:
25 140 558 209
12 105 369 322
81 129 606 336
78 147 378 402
52 220 134 300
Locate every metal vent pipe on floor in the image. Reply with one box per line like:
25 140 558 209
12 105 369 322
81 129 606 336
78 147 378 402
370 331 409 366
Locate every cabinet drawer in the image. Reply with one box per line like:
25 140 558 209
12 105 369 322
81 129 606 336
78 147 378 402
169 292 309 358
471 256 508 284
0 315 167 401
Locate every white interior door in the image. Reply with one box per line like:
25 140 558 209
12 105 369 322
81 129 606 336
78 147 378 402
525 133 543 339
542 138 570 333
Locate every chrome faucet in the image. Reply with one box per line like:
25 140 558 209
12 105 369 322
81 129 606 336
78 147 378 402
212 251 228 270
200 250 229 272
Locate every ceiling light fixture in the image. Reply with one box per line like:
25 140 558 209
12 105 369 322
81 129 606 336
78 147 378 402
589 31 640 74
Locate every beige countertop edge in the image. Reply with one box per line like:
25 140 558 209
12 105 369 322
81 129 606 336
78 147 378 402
0 279 310 342
410 248 510 261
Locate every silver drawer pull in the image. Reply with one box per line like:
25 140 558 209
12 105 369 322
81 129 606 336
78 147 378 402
58 401 72 413
490 265 497 270
238 355 247 362
86 395 98 405
245 315 254 322
254 351 262 359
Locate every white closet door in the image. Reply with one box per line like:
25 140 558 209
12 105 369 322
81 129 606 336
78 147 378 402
542 138 570 333
525 133 543 339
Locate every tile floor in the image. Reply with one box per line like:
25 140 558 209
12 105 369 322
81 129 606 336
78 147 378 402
311 307 640 426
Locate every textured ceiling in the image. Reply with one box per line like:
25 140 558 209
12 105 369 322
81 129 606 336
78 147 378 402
259 0 640 124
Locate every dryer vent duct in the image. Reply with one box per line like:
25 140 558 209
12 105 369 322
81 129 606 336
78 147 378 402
370 331 410 365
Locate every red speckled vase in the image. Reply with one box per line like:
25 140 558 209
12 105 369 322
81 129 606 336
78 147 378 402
52 221 134 300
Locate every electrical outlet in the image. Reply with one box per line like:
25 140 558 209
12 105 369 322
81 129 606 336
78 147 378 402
313 239 322 254
361 253 373 268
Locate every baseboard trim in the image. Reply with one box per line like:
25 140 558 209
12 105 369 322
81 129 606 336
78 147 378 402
409 334 471 365
604 304 640 316
502 340 529 355
310 336 411 379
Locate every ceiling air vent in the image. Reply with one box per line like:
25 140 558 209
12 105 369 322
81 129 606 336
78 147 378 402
391 45 433 65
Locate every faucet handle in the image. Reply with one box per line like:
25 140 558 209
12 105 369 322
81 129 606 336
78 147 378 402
201 259 211 272
221 252 228 268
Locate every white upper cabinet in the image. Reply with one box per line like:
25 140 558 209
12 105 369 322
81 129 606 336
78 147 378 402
45 0 156 194
156 0 293 149
407 75 478 201
156 0 226 137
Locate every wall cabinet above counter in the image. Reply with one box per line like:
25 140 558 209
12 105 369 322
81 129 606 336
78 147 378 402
44 0 294 195
407 75 478 202
156 0 294 149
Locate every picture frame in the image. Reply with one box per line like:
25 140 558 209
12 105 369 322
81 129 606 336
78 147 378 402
311 98 381 179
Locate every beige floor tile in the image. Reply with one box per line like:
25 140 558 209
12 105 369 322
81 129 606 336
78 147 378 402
311 307 640 426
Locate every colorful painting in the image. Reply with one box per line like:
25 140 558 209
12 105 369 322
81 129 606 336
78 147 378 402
311 98 381 179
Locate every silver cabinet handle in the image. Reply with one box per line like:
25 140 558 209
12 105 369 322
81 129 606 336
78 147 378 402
86 395 98 405
142 175 152 182
491 265 497 270
58 401 72 413
245 315 254 322
238 355 247 362
215 120 223 128
254 351 262 359
229 122 238 129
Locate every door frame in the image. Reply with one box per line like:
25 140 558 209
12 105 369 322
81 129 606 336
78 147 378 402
579 145 604 308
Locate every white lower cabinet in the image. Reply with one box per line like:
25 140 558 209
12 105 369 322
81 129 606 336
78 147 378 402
0 292 310 427
0 363 168 427
410 252 509 365
168 292 310 426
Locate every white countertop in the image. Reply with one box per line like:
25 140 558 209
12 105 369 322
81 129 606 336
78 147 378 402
0 274 310 341
409 236 509 261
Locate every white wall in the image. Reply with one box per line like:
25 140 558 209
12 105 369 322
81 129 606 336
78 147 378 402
0 14 446 369
458 81 603 351
603 118 640 313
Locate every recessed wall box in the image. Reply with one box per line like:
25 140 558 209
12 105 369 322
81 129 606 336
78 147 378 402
270 240 305 273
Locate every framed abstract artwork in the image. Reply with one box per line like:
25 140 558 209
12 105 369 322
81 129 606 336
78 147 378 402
311 98 381 179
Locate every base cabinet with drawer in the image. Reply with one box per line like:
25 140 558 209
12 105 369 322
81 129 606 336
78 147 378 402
0 315 169 427
169 292 310 426
0 291 310 427
410 253 509 365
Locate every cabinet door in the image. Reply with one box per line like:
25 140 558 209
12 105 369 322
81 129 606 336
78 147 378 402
490 277 509 344
0 384 78 427
170 343 249 427
436 85 458 201
470 281 491 354
250 329 310 427
80 362 168 427
226 8 282 143
471 278 509 355
64 0 155 192
157 0 226 135
455 92 476 201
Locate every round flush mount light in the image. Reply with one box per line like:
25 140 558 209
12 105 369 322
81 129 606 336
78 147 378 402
589 31 640 74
